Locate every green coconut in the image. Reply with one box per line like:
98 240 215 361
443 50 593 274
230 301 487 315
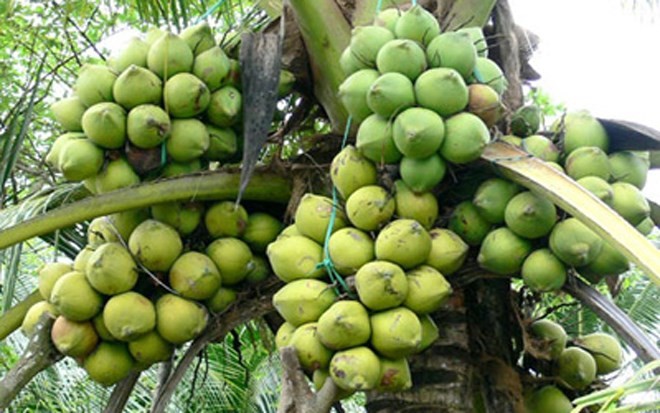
145 28 166 45
166 118 210 162
273 279 337 327
375 219 432 269
128 330 174 367
277 224 302 239
204 124 237 161
87 216 120 248
393 107 444 158
206 237 253 285
609 151 648 189
473 178 522 224
50 316 98 358
415 68 469 117
564 146 611 181
370 307 422 358
504 191 557 239
330 346 381 391
126 104 170 148
448 201 492 246
350 25 395 66
500 134 523 146
610 182 650 226
317 300 371 350
376 357 412 392
394 180 438 229
556 347 597 390
275 322 296 349
526 385 573 413
471 57 507 95
242 212 283 252
205 201 248 238
168 251 221 299
46 132 85 170
156 294 208 344
576 176 613 205
84 342 135 386
222 58 241 89
467 83 503 128
85 242 138 295
355 114 402 164
289 323 334 372
440 112 490 164
581 241 629 281
576 332 623 375
553 110 609 154
244 255 270 284
354 260 408 311
327 227 375 275
94 157 141 193
345 185 395 231
376 39 427 81
38 262 72 301
394 5 440 46
403 265 452 314
206 86 242 127
204 287 237 313
456 27 488 57
312 369 355 400
546 161 564 173
521 248 567 292
295 193 347 244
58 139 104 182
151 201 203 235
103 291 156 341
399 154 447 193
22 301 58 337
108 37 149 73
50 271 103 321
477 227 532 275
510 104 541 138
338 69 379 123
180 21 216 56
112 65 163 109
340 46 370 76
426 31 477 79
74 64 117 107
636 217 655 236
330 145 378 200
522 135 560 163
51 96 86 131
549 218 603 267
163 72 211 118
147 31 194 79
374 8 401 32
418 314 440 352
266 235 325 282
73 247 95 272
425 228 469 275
530 319 567 360
193 46 231 91
128 219 183 272
93 313 116 342
367 72 416 118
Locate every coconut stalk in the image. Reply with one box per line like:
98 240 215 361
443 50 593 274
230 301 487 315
104 371 141 413
287 0 351 131
0 170 291 251
0 290 41 341
0 315 63 410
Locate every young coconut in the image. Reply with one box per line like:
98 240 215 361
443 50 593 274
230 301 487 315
166 118 210 162
50 97 86 131
46 132 86 170
609 151 648 189
472 178 522 224
553 110 609 154
471 57 507 95
73 247 95 272
206 237 253 286
576 332 623 375
375 219 432 269
113 65 163 110
564 146 611 181
549 218 603 267
316 300 371 350
206 86 242 127
288 322 334 372
163 72 211 118
394 5 440 46
610 182 651 226
94 158 141 194
399 154 447 193
522 135 560 163
147 31 194 79
467 84 503 128
38 262 72 301
193 46 231 92
275 322 296 349
340 46 370 76
355 261 408 311
355 114 402 164
22 301 58 337
510 104 541 138
367 72 416 118
151 201 203 235
204 124 238 161
394 179 439 230
345 185 395 231
504 191 557 239
440 112 490 164
85 242 138 295
477 227 532 275
576 176 613 205
126 104 171 149
266 235 325 282
415 68 469 117
84 342 135 386
103 291 156 341
525 385 573 413
168 251 222 299
556 347 597 390
330 145 378 200
376 357 412 392
57 139 104 182
108 37 149 73
294 193 348 244
418 314 440 352
180 21 216 56
272 279 337 327
74 64 117 107
456 27 488 57
327 227 375 276
403 265 452 314
392 107 445 158
349 25 395 66
376 39 427 81
156 294 208 344
448 201 493 246
128 219 183 272
338 69 379 123
50 316 98 358
242 212 283 252
370 307 422 358
50 271 103 321
426 31 477 79
204 287 238 313
425 228 469 275
205 201 248 238
330 346 381 391
529 319 567 360
128 330 174 368
521 249 567 292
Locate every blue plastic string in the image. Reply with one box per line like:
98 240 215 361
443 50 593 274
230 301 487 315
195 0 228 24
411 0 418 5
376 0 384 14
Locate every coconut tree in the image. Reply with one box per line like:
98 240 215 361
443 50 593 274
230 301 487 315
0 1 659 412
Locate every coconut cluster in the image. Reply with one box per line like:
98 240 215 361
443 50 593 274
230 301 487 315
524 318 624 412
338 5 505 193
22 202 283 386
46 22 295 191
459 107 653 292
267 145 468 396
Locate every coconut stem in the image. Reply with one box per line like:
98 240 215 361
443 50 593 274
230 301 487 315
0 290 41 341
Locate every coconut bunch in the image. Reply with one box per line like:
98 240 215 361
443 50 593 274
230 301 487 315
523 319 624 413
338 5 505 194
266 145 468 396
46 22 296 193
21 201 282 386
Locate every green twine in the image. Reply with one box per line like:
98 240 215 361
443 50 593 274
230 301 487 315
411 0 417 5
315 116 354 297
376 0 384 14
194 0 228 24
